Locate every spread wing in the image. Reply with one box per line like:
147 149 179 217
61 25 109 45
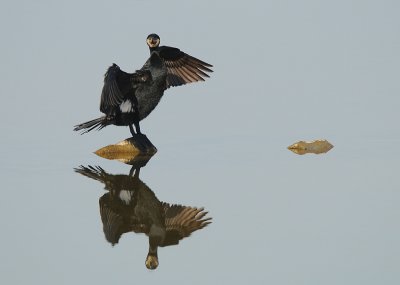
158 46 213 89
100 64 152 114
160 203 212 247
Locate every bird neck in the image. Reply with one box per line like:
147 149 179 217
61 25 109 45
148 244 158 256
149 47 158 53
148 235 160 257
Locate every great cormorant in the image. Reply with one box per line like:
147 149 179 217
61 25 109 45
74 34 213 136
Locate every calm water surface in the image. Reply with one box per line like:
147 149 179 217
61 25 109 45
1 132 399 284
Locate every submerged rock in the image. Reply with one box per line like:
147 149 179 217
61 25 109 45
288 139 333 155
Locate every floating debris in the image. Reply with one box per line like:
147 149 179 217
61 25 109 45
287 139 333 155
95 134 157 165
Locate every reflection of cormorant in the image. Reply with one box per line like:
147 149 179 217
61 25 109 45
74 165 211 270
74 34 212 136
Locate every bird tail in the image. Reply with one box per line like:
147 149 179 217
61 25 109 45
73 116 113 134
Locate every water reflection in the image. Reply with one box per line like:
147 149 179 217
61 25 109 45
74 163 212 270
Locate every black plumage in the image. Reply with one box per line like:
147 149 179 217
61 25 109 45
146 33 213 89
74 165 211 270
74 34 213 136
74 66 151 135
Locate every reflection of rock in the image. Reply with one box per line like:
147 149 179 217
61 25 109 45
95 134 157 165
288 139 334 155
74 165 211 270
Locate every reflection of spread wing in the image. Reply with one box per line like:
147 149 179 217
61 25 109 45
99 194 130 245
160 203 212 247
74 165 109 184
158 46 213 89
74 165 136 190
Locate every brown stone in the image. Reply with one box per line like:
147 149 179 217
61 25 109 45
288 139 334 155
94 134 157 165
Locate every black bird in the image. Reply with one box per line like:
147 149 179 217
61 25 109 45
74 34 213 136
145 33 213 89
74 165 212 270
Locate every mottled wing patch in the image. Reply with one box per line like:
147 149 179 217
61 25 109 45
160 203 212 246
159 46 213 89
165 54 213 89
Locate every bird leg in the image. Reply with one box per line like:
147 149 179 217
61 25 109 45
134 121 142 134
129 124 136 136
129 166 140 177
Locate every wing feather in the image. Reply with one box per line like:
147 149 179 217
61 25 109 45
100 64 152 114
99 194 127 245
159 203 212 246
100 64 126 114
158 46 213 89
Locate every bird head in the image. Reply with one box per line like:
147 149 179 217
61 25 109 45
145 254 159 270
146 233 162 269
146 34 160 48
